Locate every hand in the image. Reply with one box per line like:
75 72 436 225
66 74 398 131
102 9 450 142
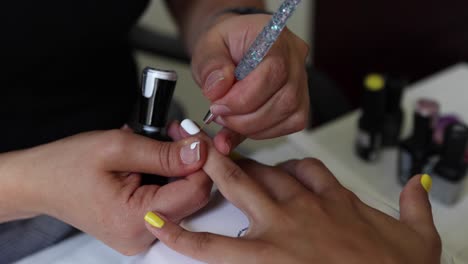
1 129 212 255
191 14 310 154
145 132 441 263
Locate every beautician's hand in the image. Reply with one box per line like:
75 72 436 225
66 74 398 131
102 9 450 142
146 141 441 263
191 14 310 154
0 130 211 255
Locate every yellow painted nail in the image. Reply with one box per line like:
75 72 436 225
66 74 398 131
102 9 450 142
421 174 432 193
144 212 165 228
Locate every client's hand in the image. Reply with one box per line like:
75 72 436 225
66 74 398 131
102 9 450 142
0 129 211 255
145 122 441 263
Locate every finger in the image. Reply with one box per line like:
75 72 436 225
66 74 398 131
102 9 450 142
215 79 306 137
210 54 288 116
279 158 343 197
150 169 212 221
145 212 257 264
191 30 236 102
168 120 184 141
180 119 276 219
105 131 206 177
213 128 246 155
399 174 439 240
249 78 310 139
249 108 309 139
237 159 304 201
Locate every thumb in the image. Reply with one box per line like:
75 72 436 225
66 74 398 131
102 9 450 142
108 132 207 177
144 211 250 263
192 30 236 102
399 174 439 240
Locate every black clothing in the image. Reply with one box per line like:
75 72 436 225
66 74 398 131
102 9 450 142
0 1 149 261
0 0 149 152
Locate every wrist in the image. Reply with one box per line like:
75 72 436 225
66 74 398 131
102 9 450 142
0 150 43 222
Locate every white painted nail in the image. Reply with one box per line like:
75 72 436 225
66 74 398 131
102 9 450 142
181 119 201 135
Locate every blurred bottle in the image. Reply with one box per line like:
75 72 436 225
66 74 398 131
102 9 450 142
431 122 468 205
356 74 386 162
398 99 439 184
382 76 407 147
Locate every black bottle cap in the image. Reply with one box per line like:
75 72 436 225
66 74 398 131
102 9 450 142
139 67 177 129
410 99 439 147
385 76 407 113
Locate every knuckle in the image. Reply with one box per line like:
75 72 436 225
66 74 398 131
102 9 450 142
427 232 442 254
118 244 149 256
300 42 310 59
269 57 289 84
277 89 299 117
300 157 326 170
96 130 128 160
289 111 308 132
191 183 212 211
223 163 245 184
194 232 212 252
156 143 174 173
167 227 185 247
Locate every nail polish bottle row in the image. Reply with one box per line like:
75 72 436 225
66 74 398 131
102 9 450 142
398 101 468 205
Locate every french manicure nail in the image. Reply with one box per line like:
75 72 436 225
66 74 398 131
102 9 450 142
210 104 231 115
181 119 200 135
144 212 165 228
180 141 200 164
205 70 225 92
421 174 432 193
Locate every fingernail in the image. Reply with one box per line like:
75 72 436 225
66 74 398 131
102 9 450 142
205 70 225 92
181 119 200 135
214 116 227 126
180 141 200 164
144 212 165 228
421 174 432 193
210 104 231 115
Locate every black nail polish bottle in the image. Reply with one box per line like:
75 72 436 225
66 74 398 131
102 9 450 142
355 74 386 162
398 99 439 184
382 77 407 147
133 67 177 185
431 123 468 205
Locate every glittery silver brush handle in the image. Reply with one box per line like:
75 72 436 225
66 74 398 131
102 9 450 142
234 0 302 80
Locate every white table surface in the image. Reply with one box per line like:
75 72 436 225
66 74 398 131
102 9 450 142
16 63 468 264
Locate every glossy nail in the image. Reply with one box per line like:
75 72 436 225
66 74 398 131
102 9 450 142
144 212 165 228
181 119 200 135
180 141 200 164
205 70 225 92
210 104 231 115
421 174 432 193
